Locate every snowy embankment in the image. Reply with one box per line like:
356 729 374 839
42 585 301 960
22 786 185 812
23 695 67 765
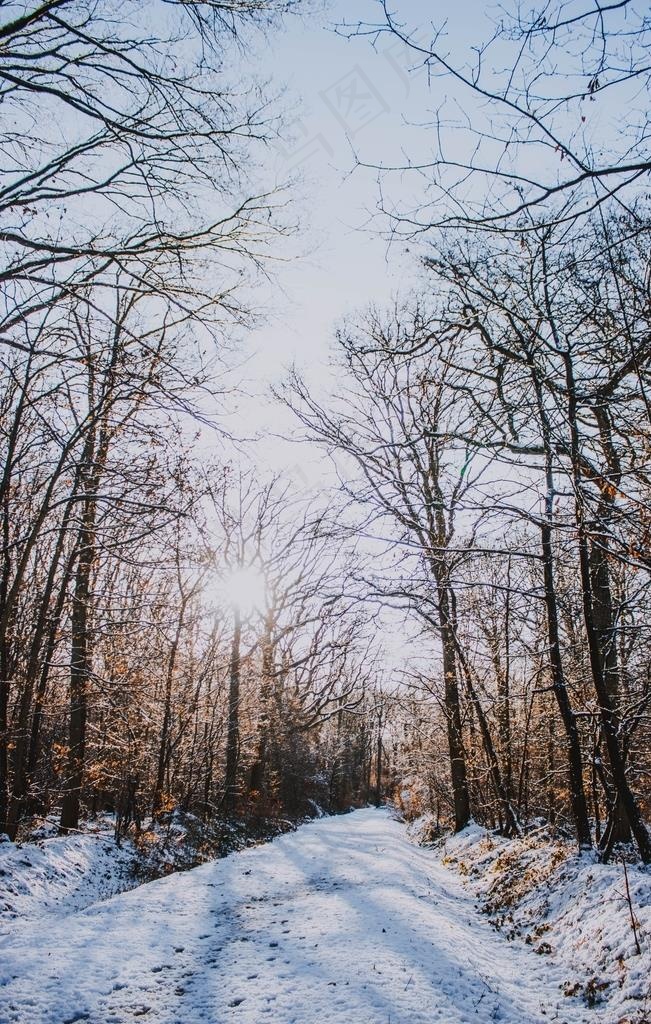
0 807 631 1024
0 826 138 936
424 819 651 1024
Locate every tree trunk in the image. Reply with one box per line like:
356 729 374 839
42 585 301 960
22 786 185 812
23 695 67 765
152 592 189 817
374 713 383 807
563 350 650 862
59 503 94 834
456 642 520 836
589 541 631 845
6 495 78 837
576 527 649 860
224 605 242 815
436 582 470 831
540 519 593 849
249 617 274 799
529 352 592 850
498 559 513 798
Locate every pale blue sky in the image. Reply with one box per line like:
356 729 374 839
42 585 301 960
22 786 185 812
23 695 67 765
218 0 493 478
217 0 625 484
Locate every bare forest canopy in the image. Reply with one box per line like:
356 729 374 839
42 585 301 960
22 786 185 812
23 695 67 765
1 0 650 868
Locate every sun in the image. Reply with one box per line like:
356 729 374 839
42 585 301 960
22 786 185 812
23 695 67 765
222 565 267 616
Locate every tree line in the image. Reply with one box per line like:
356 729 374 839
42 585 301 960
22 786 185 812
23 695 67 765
283 212 651 862
2 0 650 867
283 0 651 861
0 0 388 841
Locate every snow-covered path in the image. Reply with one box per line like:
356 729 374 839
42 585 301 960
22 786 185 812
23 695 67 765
1 809 595 1024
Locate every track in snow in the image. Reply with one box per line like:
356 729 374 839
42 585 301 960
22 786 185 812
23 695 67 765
0 808 595 1024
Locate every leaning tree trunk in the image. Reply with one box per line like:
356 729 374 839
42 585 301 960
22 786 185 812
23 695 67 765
455 640 520 836
7 490 79 838
26 547 76 802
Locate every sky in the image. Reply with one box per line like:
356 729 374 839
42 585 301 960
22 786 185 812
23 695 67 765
201 0 628 663
218 0 493 483
222 0 627 479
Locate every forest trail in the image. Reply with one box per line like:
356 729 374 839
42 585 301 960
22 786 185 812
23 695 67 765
1 808 596 1024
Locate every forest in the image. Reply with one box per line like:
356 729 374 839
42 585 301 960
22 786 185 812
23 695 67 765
1 3 650 1023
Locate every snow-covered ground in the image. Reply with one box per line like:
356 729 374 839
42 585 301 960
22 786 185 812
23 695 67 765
0 807 624 1024
435 820 651 1024
0 826 138 936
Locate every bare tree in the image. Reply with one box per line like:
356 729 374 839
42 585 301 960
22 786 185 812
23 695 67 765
281 314 484 830
410 214 651 859
344 2 651 232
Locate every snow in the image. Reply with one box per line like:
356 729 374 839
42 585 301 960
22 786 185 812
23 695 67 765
439 823 651 1022
0 824 137 935
0 807 634 1023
